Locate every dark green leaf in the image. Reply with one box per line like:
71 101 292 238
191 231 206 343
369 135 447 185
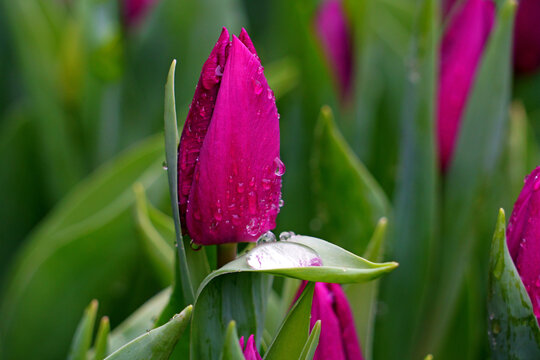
68 299 98 360
105 305 192 360
264 282 315 360
487 209 540 359
220 321 246 360
311 106 390 255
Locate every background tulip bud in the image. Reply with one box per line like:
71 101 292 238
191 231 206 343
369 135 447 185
177 28 283 245
513 0 540 74
295 282 363 360
314 0 353 99
122 0 158 27
437 0 495 171
506 166 540 322
239 335 263 360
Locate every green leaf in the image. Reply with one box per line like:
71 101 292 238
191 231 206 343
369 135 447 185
487 209 540 359
220 321 245 360
0 136 167 360
164 59 194 305
105 305 192 360
109 288 171 353
375 0 439 358
214 236 398 284
190 273 271 360
422 0 517 353
264 282 315 360
346 217 388 360
94 316 111 360
298 320 321 360
191 237 397 360
68 299 98 360
311 106 390 255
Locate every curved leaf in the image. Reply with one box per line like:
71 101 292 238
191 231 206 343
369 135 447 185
221 321 245 360
105 305 192 360
487 209 540 359
299 320 321 360
68 299 99 360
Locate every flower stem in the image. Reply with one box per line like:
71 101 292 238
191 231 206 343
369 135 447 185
217 243 237 267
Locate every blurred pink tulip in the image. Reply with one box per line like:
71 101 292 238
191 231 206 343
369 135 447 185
177 28 283 245
514 0 540 74
506 166 540 323
315 0 353 99
122 0 158 27
437 0 495 171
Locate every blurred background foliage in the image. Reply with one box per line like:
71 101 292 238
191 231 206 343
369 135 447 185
1 0 539 359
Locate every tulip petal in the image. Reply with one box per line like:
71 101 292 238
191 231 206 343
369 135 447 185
187 35 281 245
514 0 540 73
329 283 364 360
242 334 263 360
315 0 353 99
312 283 346 360
239 28 258 57
178 28 230 232
507 167 540 321
437 0 495 171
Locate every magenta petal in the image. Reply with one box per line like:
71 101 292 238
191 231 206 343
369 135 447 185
312 283 347 360
241 334 263 360
178 28 230 232
186 35 282 245
514 0 540 74
507 167 540 322
239 28 259 57
328 283 363 360
437 0 495 171
315 0 353 99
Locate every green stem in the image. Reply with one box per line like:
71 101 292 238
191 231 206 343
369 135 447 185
217 243 237 268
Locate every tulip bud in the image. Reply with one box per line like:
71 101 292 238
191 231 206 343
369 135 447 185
513 0 540 74
239 335 262 360
314 0 353 99
295 282 363 360
506 166 540 322
177 28 283 245
122 0 158 27
437 0 495 171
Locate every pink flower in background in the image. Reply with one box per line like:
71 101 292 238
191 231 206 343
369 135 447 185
315 0 354 99
506 166 540 323
437 0 495 171
295 282 363 360
513 0 540 74
122 0 158 27
177 28 283 245
239 335 263 360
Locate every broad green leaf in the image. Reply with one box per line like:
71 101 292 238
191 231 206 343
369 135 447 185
0 136 166 360
191 237 397 360
94 316 111 360
134 183 174 285
163 60 194 305
299 320 321 360
105 305 192 360
346 218 388 360
109 288 171 353
220 321 245 360
422 0 516 353
311 106 390 255
487 209 540 359
376 0 439 358
68 299 98 360
264 282 315 360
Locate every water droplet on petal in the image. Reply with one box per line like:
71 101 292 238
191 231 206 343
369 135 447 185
162 161 168 170
252 79 263 95
249 177 256 187
257 231 276 245
534 179 540 190
274 157 285 176
215 65 223 77
257 66 264 75
267 89 274 100
262 178 272 190
246 218 260 236
279 199 284 208
237 182 245 193
248 191 258 214
279 231 296 241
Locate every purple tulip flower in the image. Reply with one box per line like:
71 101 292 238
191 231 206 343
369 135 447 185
295 282 363 360
437 0 495 171
239 335 262 360
122 0 158 27
506 166 540 322
514 0 540 74
315 0 354 100
177 28 283 245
